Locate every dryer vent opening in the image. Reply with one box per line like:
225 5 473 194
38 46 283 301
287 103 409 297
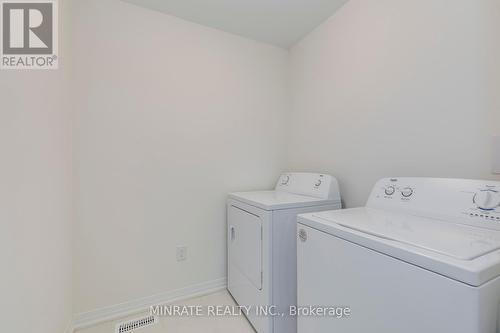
115 315 158 333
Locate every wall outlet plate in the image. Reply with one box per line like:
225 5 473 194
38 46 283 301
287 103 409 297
176 246 187 261
493 136 500 174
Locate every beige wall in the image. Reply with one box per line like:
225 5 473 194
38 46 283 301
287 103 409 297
72 0 288 314
0 1 73 332
288 0 500 208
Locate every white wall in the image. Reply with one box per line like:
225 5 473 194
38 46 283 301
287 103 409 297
0 1 73 332
2 0 496 326
485 0 500 134
73 0 288 314
289 0 500 208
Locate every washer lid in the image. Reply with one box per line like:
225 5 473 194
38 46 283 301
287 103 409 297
229 191 339 211
298 208 500 286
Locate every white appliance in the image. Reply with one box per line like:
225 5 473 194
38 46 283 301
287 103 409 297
228 173 342 333
297 177 500 333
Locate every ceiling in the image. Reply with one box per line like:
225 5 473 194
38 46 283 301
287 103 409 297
121 0 349 48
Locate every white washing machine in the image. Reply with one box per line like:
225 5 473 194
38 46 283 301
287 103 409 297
297 177 500 333
228 173 342 333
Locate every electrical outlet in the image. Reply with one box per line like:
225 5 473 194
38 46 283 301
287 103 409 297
176 246 187 262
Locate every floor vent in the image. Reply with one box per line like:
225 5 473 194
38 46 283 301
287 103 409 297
115 315 158 333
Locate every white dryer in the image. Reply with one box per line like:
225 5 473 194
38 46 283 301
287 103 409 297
228 173 342 333
297 177 500 333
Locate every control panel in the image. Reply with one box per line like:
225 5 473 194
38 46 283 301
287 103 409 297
380 179 415 201
275 173 340 201
367 178 500 230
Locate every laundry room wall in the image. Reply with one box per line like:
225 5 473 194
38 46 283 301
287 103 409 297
0 0 74 332
486 0 500 135
72 0 288 315
288 0 500 208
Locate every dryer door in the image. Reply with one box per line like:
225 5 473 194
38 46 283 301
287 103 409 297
228 205 262 290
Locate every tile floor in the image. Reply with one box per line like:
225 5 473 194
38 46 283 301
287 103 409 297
76 291 255 333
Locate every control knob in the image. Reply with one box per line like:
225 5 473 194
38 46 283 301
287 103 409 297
385 186 395 196
474 190 500 211
401 187 413 198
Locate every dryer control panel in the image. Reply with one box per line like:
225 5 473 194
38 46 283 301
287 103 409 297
367 178 500 230
275 173 341 201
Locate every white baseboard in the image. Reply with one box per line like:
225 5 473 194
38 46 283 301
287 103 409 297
72 277 227 332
